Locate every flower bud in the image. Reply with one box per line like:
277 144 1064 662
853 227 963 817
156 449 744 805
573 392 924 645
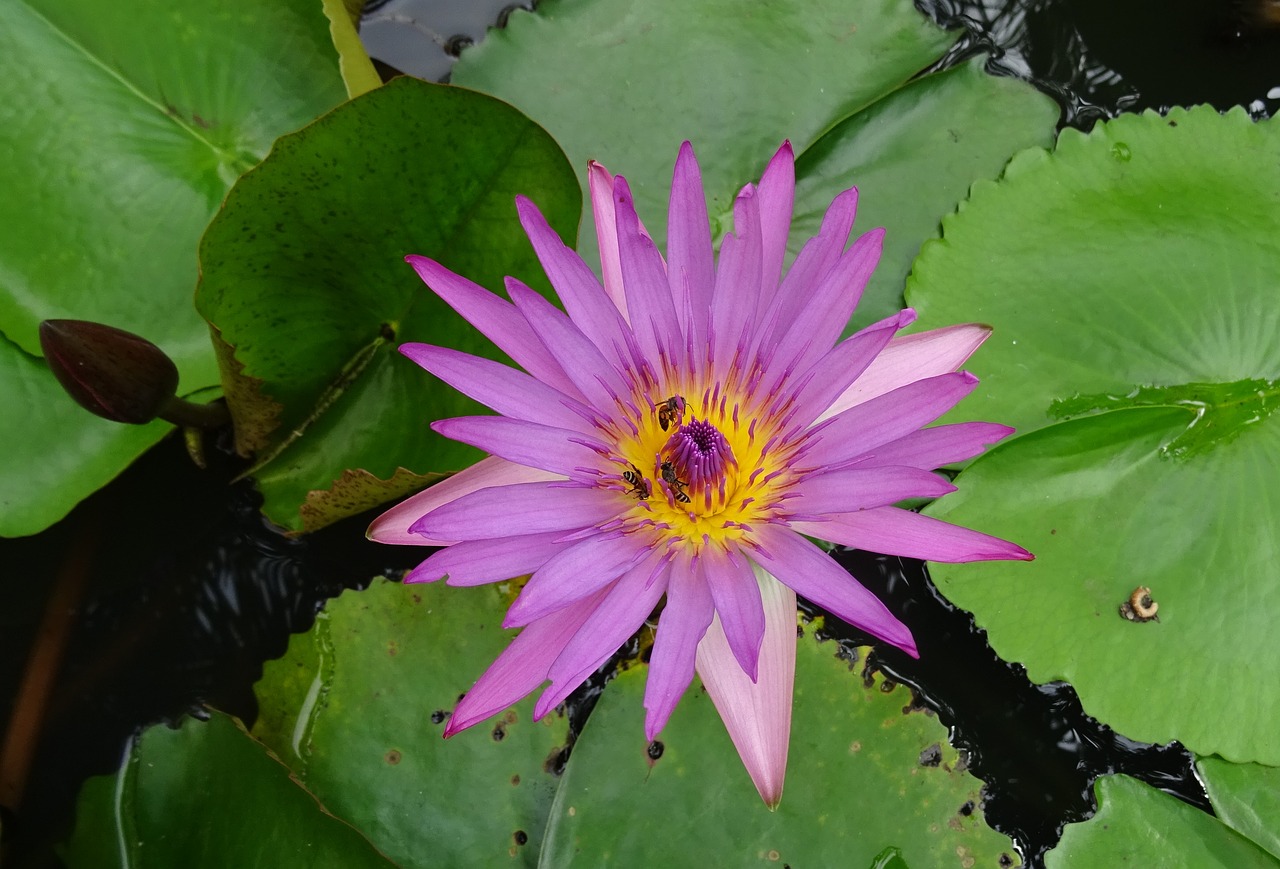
39 319 180 424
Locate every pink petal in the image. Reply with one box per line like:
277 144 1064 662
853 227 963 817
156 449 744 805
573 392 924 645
405 531 565 585
516 196 632 366
411 481 618 541
768 228 884 376
506 277 629 410
710 186 763 373
666 142 715 345
749 525 916 657
696 567 796 808
613 175 681 362
845 422 1016 470
643 555 715 739
504 532 648 627
783 309 916 426
588 160 628 317
753 141 796 318
405 255 583 400
820 323 992 420
699 544 765 681
757 187 859 351
804 372 980 471
399 344 592 431
366 456 561 546
534 554 671 719
431 416 609 478
793 507 1034 564
789 466 956 516
444 588 608 735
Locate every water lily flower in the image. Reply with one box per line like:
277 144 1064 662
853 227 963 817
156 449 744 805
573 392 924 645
369 141 1032 807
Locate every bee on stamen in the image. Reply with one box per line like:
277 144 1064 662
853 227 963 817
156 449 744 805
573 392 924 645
622 464 650 500
659 461 691 503
655 395 687 432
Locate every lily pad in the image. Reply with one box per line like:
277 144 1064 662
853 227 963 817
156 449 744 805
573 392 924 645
1199 758 1280 862
455 0 1057 331
0 0 347 535
60 711 394 868
253 577 571 868
1047 775 1279 868
540 622 1019 867
196 76 580 532
912 107 1280 762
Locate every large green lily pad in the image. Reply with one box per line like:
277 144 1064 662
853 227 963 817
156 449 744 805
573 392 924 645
196 76 580 533
912 107 1280 762
0 0 347 536
541 623 1019 867
1047 775 1279 868
1199 758 1280 862
455 0 1056 332
253 578 571 868
61 711 394 868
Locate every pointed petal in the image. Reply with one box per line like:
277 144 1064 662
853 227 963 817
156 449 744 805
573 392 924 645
793 508 1034 564
845 422 1016 469
432 416 609 478
711 186 764 373
405 255 583 400
588 160 628 316
534 554 670 718
506 277 629 409
367 457 560 546
696 567 796 807
769 228 884 375
789 466 956 516
820 323 991 420
753 141 796 315
643 555 715 739
516 196 631 365
749 525 916 656
784 309 916 426
614 175 680 361
400 344 593 431
666 142 715 344
699 544 765 681
804 372 980 470
444 589 607 735
412 481 618 541
756 187 858 352
406 531 565 585
505 532 648 627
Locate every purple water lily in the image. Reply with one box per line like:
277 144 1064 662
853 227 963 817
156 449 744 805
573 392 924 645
369 141 1031 806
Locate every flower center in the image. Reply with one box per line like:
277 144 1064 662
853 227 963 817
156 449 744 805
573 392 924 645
664 419 736 498
605 381 800 550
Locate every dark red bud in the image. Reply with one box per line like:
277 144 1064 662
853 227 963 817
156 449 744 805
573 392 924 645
39 319 180 424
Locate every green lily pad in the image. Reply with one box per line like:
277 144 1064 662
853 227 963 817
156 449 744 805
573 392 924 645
455 0 1057 332
540 622 1019 867
60 711 394 869
926 406 1280 762
253 578 570 868
196 76 580 532
914 108 1280 763
1047 775 1279 868
1199 758 1280 862
0 0 347 535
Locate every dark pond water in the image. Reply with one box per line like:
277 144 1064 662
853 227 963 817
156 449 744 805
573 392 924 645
3 1 1277 867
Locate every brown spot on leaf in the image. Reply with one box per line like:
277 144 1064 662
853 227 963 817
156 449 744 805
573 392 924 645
299 467 442 534
384 749 401 765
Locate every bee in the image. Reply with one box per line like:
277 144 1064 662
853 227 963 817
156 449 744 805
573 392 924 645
659 461 691 503
622 464 650 500
655 395 687 431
